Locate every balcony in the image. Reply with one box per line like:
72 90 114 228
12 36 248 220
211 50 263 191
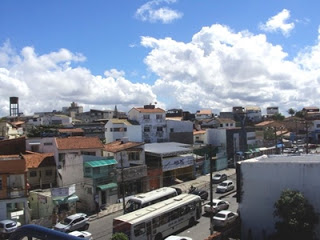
117 165 147 182
7 188 26 198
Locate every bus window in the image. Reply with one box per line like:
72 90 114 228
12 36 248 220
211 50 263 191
152 216 160 228
134 222 145 237
125 200 140 213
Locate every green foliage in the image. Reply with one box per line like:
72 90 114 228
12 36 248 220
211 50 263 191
111 232 128 240
288 108 296 117
295 111 305 118
271 113 285 121
273 189 318 240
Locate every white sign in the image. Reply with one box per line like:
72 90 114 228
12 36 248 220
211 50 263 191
51 184 76 198
162 155 194 172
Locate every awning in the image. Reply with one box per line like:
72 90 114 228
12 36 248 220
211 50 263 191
84 159 117 168
97 183 118 191
53 194 79 205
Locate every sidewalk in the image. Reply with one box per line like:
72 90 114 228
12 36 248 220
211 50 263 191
89 168 236 221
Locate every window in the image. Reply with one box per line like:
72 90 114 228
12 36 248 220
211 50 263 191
45 170 53 176
30 171 37 177
143 115 150 120
81 151 95 156
87 187 92 194
59 153 66 162
170 128 174 133
230 123 233 127
220 124 223 127
317 124 320 128
93 167 100 174
128 152 140 161
0 177 2 190
44 142 52 146
156 114 162 119
134 223 145 237
226 123 229 126
157 127 163 132
85 168 91 174
144 126 150 132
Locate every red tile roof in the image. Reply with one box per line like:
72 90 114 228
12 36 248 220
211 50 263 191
58 128 84 133
133 107 165 113
104 140 144 153
23 151 54 168
55 137 104 150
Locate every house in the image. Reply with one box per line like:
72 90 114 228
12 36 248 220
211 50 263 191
245 106 262 123
144 142 194 189
193 130 206 144
238 154 320 240
23 151 56 190
166 119 193 144
0 155 29 225
0 121 20 140
266 106 279 117
81 155 118 211
104 139 147 196
73 121 106 140
104 118 142 144
58 128 84 137
27 114 72 127
195 109 213 120
75 109 114 123
53 137 104 187
128 105 166 143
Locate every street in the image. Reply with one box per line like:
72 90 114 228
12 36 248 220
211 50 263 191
88 174 238 240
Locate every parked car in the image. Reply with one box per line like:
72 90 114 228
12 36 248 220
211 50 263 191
54 213 89 233
189 187 208 200
165 236 193 240
69 230 93 240
204 199 229 214
0 219 21 238
216 180 235 193
212 173 227 184
213 210 238 228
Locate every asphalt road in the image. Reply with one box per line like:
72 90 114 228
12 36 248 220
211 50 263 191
89 174 238 240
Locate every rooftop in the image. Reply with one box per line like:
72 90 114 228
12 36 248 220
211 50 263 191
243 154 320 163
145 142 192 156
104 140 144 153
55 136 104 150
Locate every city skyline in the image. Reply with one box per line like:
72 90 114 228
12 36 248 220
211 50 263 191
1 1 320 117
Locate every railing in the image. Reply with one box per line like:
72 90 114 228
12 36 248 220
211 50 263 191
7 188 26 198
9 224 84 240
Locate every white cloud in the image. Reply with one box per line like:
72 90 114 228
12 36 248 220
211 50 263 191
0 44 157 116
259 9 295 37
141 23 320 113
135 0 183 24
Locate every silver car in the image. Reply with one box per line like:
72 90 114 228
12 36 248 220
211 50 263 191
0 219 21 238
213 210 238 228
216 180 235 193
54 213 89 233
204 199 229 214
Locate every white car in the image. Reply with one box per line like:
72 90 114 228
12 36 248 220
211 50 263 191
204 199 229 214
216 180 235 193
0 219 21 238
164 236 193 240
54 213 89 233
213 210 238 228
69 230 93 240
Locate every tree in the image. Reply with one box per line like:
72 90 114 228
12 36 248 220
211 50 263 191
273 189 318 240
271 113 285 121
288 108 295 117
295 110 305 118
111 233 128 240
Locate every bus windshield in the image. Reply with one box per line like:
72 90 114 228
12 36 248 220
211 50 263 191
125 200 141 213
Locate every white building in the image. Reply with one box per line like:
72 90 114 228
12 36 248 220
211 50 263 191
245 106 262 123
104 118 142 144
238 154 320 240
195 109 213 120
266 106 279 117
128 105 166 143
27 114 72 127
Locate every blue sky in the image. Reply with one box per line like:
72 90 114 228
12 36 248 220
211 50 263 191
1 0 320 116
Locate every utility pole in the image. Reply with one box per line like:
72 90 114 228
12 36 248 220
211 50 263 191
209 154 216 235
120 152 126 213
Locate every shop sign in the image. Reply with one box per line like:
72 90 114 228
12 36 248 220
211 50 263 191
162 155 194 171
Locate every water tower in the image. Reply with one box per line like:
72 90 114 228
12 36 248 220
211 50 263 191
9 97 19 116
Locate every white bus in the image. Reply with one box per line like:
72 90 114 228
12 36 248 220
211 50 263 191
113 193 202 240
125 187 178 213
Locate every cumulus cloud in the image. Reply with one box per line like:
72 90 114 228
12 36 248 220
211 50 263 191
0 42 157 116
259 9 295 37
135 0 183 24
141 23 320 113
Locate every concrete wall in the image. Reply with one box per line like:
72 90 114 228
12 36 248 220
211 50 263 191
206 128 227 148
167 120 193 144
239 155 320 240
